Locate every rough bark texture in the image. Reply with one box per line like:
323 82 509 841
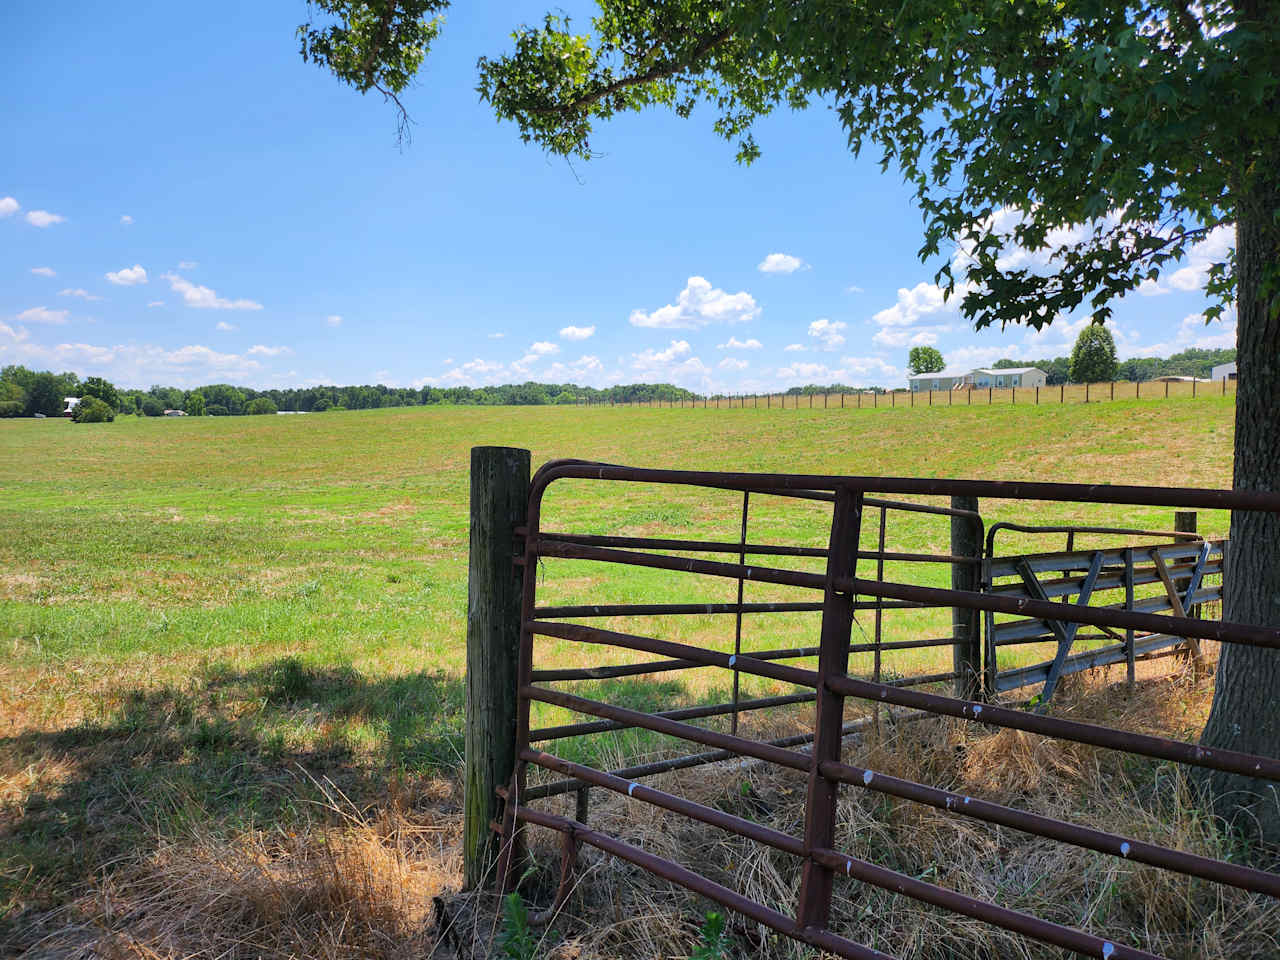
463 446 529 888
1196 52 1280 840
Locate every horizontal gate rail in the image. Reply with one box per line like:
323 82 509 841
532 599 933 618
497 458 1280 960
529 634 959 682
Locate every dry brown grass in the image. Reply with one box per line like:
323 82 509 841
11 663 1278 960
505 664 1280 960
13 780 461 960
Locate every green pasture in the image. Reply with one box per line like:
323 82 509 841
0 395 1236 928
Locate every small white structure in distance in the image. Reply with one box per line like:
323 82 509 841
62 397 80 417
906 367 974 392
1211 361 1237 381
908 366 1048 392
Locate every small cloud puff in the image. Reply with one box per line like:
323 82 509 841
106 264 148 286
757 253 806 274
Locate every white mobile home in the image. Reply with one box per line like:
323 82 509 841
907 368 974 392
969 367 1048 389
908 366 1048 392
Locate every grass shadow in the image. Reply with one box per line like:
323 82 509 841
0 657 465 948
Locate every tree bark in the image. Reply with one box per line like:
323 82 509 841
1196 80 1280 840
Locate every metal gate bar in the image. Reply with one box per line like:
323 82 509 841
499 460 1280 960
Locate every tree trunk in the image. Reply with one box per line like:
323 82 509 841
1196 111 1280 840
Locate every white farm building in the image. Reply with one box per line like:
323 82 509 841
1211 361 1237 381
908 366 1048 392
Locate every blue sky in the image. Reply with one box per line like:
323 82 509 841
2 1 1236 391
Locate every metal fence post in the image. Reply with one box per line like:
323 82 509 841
796 486 863 931
951 496 983 700
464 445 531 889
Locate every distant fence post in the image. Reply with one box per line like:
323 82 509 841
1174 510 1207 679
464 445 531 889
951 496 983 700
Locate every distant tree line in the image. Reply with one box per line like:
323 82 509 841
0 347 1237 420
0 365 698 417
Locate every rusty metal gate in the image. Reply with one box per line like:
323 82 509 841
495 460 1280 959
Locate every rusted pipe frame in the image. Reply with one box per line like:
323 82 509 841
807 847 1161 959
527 459 1280 514
521 712 900 801
526 827 580 926
531 599 932 618
511 796 1162 958
530 530 979 566
824 673 1280 783
510 805 896 960
529 634 961 683
532 537 1280 650
530 616 1280 781
529 691 817 742
818 758 1280 897
522 747 804 856
528 619 820 688
523 685 813 772
984 520 1206 562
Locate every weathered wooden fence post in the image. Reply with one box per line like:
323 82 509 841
1174 510 1207 679
464 445 531 889
951 495 984 700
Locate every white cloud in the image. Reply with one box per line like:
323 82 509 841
1136 277 1171 297
717 336 762 350
247 344 293 357
59 288 103 301
177 260 198 270
840 355 901 379
629 276 759 328
16 306 70 325
421 358 511 387
872 326 945 348
560 325 596 341
719 357 749 370
105 264 148 286
1 340 264 386
538 354 611 385
162 273 262 310
1166 225 1233 292
120 214 134 225
488 331 504 339
30 266 56 277
757 253 806 274
216 321 237 331
0 197 18 218
773 355 899 386
942 345 1010 370
872 281 963 328
630 339 712 385
1128 311 1237 358
529 341 559 356
808 318 847 350
783 343 805 352
147 301 164 308
326 315 342 327
776 361 835 381
846 284 865 294
25 210 65 228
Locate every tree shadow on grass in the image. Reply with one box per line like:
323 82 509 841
0 658 759 952
0 657 466 949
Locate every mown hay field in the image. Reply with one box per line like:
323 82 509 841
0 395 1251 956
